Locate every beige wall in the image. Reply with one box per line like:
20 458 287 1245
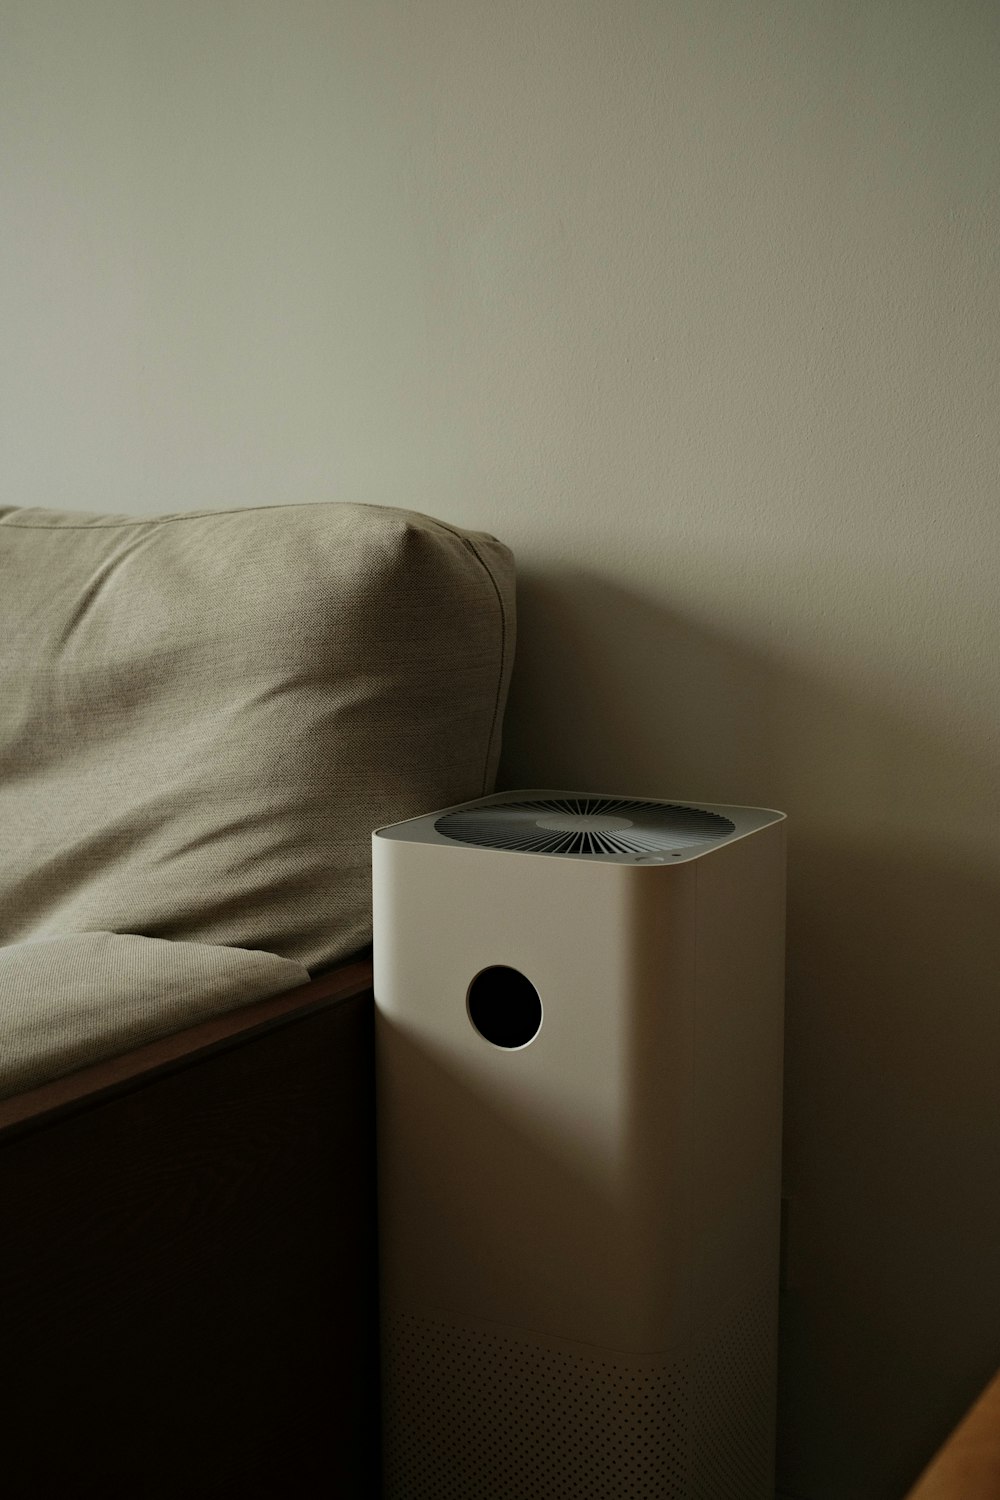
2 2 998 1494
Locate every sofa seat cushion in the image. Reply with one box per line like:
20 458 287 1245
0 502 515 972
0 932 310 1099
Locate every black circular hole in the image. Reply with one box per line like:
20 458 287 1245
467 965 542 1048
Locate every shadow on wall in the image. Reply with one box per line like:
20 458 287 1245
498 567 1000 1500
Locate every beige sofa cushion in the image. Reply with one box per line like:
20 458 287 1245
0 932 309 1099
0 503 515 971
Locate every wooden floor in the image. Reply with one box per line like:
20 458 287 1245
905 1368 1000 1500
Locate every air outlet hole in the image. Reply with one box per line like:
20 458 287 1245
467 966 542 1049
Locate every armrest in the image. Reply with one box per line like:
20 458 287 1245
0 951 375 1140
0 948 379 1497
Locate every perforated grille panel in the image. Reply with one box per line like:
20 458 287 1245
691 1289 777 1499
383 1294 774 1499
384 1312 689 1498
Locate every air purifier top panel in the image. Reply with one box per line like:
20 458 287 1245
374 790 784 864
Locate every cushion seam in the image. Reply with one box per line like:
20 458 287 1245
0 501 458 532
449 534 511 796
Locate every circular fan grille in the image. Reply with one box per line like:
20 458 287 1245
434 797 735 857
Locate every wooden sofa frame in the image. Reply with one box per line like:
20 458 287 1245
0 955 379 1499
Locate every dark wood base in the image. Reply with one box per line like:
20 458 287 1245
0 959 379 1498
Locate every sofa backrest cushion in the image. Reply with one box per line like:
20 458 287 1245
0 503 515 971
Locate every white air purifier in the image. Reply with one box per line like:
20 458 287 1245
373 791 786 1499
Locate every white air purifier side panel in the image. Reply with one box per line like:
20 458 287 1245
373 802 785 1500
687 826 786 1332
374 843 699 1354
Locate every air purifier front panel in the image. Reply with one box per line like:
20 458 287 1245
373 791 785 1498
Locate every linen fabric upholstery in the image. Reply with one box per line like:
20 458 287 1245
0 502 515 973
0 932 310 1099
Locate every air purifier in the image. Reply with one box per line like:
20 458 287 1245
373 791 786 1499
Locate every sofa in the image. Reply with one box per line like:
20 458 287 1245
0 501 516 1498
